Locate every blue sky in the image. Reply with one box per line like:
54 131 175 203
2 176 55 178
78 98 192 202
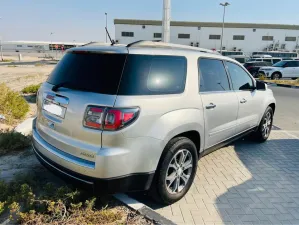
1 0 299 42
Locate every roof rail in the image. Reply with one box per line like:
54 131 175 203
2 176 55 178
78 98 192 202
126 40 146 47
126 40 219 55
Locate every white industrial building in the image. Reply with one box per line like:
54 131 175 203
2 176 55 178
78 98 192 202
114 19 299 57
1 40 85 53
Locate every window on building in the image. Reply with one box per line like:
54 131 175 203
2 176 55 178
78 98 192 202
17 45 22 47
233 35 245 40
262 36 274 41
27 45 33 47
285 36 296 42
209 35 221 40
225 61 254 91
198 58 230 92
178 34 190 39
121 32 134 37
153 33 162 38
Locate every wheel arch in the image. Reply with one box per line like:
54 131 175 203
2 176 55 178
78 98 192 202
156 130 202 171
268 103 276 114
271 71 282 78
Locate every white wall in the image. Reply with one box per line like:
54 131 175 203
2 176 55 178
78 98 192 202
115 24 299 55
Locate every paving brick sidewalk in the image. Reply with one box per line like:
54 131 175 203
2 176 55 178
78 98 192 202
135 130 299 225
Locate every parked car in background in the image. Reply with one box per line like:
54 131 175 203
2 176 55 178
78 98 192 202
244 61 272 77
227 55 250 64
249 57 282 65
32 41 276 204
259 60 299 79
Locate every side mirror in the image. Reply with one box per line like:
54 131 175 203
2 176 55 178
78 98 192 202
256 81 266 90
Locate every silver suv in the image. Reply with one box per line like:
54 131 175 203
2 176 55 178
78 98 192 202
32 41 276 204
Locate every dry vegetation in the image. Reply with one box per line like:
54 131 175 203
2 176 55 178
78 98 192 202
0 130 31 156
0 83 30 125
21 84 41 94
0 173 150 225
266 78 299 86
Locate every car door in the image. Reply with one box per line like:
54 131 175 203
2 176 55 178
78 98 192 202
293 61 299 78
225 61 263 134
198 58 239 149
282 61 297 78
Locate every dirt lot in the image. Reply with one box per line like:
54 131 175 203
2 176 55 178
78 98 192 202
0 63 54 91
0 60 55 129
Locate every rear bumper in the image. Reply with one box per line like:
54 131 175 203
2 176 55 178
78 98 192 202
33 144 154 193
32 118 156 193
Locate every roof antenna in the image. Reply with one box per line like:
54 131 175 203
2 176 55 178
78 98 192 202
105 27 115 45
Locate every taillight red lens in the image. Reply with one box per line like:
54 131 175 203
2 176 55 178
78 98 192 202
104 108 139 131
83 106 105 129
83 106 139 131
246 66 253 70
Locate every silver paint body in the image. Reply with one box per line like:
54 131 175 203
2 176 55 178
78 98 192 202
32 42 276 180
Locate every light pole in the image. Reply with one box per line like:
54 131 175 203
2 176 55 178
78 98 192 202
105 13 108 43
50 32 54 55
220 2 230 54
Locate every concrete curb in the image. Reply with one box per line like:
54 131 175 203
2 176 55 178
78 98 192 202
14 117 34 135
262 81 299 89
113 194 175 225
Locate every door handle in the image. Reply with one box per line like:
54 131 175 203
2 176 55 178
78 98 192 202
240 98 247 104
206 103 216 109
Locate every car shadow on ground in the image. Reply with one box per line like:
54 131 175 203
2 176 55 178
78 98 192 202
130 137 299 224
215 138 299 225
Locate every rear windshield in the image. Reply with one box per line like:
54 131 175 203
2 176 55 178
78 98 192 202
48 53 187 95
47 52 127 95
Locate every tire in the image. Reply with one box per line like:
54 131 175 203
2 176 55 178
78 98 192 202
252 106 273 142
150 137 198 204
271 73 281 80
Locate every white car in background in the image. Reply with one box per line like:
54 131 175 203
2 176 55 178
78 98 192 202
259 60 299 79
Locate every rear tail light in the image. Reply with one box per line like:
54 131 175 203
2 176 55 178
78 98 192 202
84 106 105 129
246 66 253 70
83 106 139 131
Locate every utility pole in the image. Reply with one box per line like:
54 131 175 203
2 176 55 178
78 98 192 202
162 0 171 43
105 13 108 43
220 2 230 54
50 32 54 56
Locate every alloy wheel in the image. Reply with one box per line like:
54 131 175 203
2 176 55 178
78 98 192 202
262 111 272 138
165 149 193 194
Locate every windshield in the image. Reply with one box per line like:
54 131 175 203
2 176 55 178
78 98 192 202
273 61 287 67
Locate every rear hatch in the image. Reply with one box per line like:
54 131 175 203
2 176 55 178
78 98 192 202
36 47 128 163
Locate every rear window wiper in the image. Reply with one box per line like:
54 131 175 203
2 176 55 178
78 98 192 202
52 82 70 92
51 82 92 93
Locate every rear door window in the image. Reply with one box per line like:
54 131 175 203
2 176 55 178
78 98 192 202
285 61 298 67
118 55 187 95
198 58 231 92
47 52 127 95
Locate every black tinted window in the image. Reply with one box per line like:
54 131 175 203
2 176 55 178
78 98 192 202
226 62 254 91
118 55 187 95
286 61 299 67
47 52 127 95
198 59 230 92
